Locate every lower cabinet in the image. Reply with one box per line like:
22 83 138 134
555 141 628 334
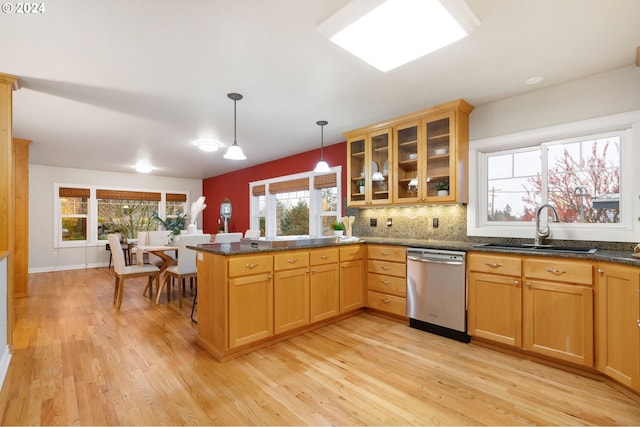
596 262 640 392
339 245 365 313
366 244 407 317
309 248 340 323
468 252 594 367
229 272 274 349
273 250 310 335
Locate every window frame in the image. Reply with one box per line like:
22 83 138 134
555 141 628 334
53 184 190 248
468 110 640 243
249 167 342 238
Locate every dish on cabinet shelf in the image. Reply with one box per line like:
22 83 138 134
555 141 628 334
408 153 418 160
362 161 379 176
434 148 448 155
382 160 388 174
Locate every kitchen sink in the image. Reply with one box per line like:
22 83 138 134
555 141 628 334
473 243 598 254
241 235 341 249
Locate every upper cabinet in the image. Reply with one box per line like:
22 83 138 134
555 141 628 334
347 127 392 206
345 99 473 207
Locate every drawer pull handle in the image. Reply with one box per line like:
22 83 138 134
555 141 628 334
485 262 503 268
321 255 330 260
381 280 391 285
245 263 259 269
381 266 392 271
381 252 392 256
546 268 566 275
287 259 298 264
381 299 391 304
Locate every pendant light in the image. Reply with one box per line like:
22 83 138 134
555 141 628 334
313 120 331 173
223 92 247 160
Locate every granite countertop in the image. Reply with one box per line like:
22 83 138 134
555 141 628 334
190 237 640 267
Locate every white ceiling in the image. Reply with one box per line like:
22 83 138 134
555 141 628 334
2 0 639 179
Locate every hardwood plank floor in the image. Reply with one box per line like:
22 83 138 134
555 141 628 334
0 267 639 425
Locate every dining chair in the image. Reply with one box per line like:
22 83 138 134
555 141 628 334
108 233 160 310
244 229 261 238
214 232 243 243
156 233 211 306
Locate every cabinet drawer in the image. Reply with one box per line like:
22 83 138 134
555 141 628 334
340 244 364 261
367 291 406 316
368 259 406 278
524 258 593 285
367 273 406 297
309 247 339 266
228 255 273 277
468 253 521 276
367 245 406 263
274 250 309 271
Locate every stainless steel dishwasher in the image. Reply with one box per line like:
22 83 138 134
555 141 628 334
406 248 469 343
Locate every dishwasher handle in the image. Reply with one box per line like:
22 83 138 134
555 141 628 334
407 256 464 266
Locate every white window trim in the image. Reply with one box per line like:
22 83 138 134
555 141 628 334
468 110 640 243
53 183 190 248
249 166 342 238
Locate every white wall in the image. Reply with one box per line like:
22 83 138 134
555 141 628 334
29 165 203 272
470 65 640 140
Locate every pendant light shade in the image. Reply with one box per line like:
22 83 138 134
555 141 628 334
223 92 247 160
313 120 331 173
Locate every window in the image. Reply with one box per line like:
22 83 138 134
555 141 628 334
54 185 190 247
249 168 342 238
468 111 640 242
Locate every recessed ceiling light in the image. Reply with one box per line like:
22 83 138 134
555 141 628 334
135 163 152 173
196 139 223 152
526 76 545 85
318 0 480 72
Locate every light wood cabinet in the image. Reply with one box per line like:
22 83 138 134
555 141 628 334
596 262 640 392
366 244 407 317
345 99 473 207
309 247 340 323
523 258 594 366
468 253 523 347
468 253 595 367
228 272 273 349
347 128 392 206
273 250 309 335
339 245 364 313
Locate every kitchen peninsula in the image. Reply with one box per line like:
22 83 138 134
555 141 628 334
193 239 365 361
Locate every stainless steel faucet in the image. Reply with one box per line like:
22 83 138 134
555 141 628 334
535 204 559 246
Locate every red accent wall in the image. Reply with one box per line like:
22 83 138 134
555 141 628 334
202 142 347 234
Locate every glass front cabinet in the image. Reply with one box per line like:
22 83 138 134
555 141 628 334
347 127 392 206
346 99 473 207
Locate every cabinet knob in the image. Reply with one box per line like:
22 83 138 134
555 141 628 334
513 280 519 287
597 268 604 274
637 319 640 329
526 282 532 288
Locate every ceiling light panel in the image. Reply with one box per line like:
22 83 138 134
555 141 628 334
318 0 479 72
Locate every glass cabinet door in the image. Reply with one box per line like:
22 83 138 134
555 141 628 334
347 136 366 206
424 112 455 202
369 129 391 205
394 121 420 203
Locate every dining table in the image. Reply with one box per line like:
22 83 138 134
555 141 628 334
135 244 179 273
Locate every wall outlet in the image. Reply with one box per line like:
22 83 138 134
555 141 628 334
432 218 439 228
370 218 377 227
52 251 58 258
387 218 392 227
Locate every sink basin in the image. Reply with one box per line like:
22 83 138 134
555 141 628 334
474 243 598 254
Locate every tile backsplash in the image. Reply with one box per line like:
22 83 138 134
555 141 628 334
346 204 636 252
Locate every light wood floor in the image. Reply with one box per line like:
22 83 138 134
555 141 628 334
1 268 639 426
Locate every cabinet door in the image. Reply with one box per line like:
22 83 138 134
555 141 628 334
347 135 367 206
369 128 392 205
309 263 339 322
523 280 593 366
228 273 273 349
340 259 364 313
274 268 310 335
597 263 640 391
393 121 421 203
423 111 456 203
468 272 522 347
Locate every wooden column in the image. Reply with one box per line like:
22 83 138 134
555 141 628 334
13 138 30 298
0 72 19 349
